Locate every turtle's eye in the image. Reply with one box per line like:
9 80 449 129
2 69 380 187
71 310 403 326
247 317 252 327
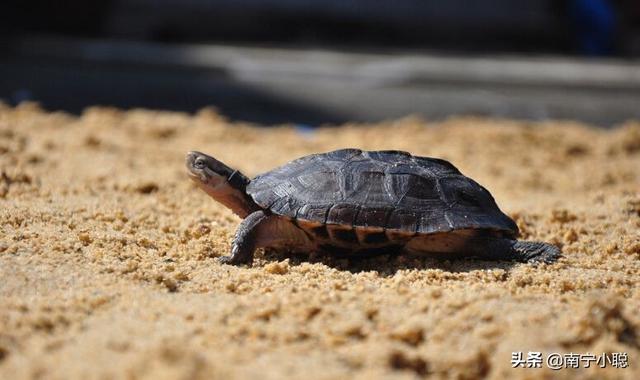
194 157 206 169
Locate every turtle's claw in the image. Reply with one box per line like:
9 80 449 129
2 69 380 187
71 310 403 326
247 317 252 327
514 241 562 264
217 252 252 266
217 255 233 265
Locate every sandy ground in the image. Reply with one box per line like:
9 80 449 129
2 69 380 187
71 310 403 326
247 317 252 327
0 103 639 379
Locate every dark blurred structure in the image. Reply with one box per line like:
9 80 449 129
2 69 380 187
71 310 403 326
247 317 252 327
4 0 640 55
1 0 640 125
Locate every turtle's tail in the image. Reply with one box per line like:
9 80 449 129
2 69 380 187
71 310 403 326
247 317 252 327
511 240 562 263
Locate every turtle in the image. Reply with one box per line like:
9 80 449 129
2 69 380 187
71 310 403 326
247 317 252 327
185 149 560 265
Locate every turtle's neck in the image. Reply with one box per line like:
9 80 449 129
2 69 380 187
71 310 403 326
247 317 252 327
196 178 261 218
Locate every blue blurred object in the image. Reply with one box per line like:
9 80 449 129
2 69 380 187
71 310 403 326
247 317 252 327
12 89 33 104
569 0 616 56
295 124 316 139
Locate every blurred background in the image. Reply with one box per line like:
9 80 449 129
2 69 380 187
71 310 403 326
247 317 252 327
1 0 639 126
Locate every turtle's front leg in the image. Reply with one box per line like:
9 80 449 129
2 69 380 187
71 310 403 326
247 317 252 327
219 210 314 266
219 210 270 265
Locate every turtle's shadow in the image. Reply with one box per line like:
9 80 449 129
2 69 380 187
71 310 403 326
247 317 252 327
262 250 519 276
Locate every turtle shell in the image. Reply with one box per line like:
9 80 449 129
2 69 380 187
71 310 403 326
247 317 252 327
246 149 518 237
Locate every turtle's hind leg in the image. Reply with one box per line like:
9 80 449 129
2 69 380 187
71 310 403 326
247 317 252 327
470 237 561 264
509 240 562 263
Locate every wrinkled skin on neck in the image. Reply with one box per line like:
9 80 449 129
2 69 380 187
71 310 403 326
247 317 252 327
185 151 260 218
191 176 258 218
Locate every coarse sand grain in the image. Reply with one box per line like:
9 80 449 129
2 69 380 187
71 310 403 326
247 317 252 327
0 103 639 379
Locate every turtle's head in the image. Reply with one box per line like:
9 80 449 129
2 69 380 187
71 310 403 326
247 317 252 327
186 151 234 190
185 151 259 218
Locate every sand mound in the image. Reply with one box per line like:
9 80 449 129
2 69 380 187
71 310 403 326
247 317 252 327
1 103 638 379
